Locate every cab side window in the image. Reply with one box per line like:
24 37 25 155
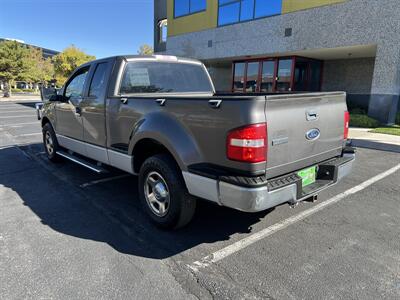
65 67 90 100
89 63 108 98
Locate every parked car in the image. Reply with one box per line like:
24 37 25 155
37 55 355 229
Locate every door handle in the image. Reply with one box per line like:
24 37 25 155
208 99 222 109
155 99 166 106
306 109 319 121
75 106 82 116
121 97 128 104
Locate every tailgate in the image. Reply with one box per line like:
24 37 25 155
265 92 347 178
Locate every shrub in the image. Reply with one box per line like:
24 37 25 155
349 108 367 115
350 114 380 128
11 88 23 93
396 112 400 125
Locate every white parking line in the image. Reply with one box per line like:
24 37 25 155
0 110 35 113
79 174 131 188
188 163 400 272
0 122 40 127
0 115 35 119
14 132 42 137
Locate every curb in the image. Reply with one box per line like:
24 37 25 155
350 139 400 153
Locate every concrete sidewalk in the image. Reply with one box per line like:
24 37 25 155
1 94 41 102
349 127 400 153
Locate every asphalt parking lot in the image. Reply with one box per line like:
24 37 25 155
1 101 399 299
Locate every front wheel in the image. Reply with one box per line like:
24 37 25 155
138 154 196 229
42 123 61 162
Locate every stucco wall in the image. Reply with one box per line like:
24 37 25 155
207 65 232 92
322 58 375 94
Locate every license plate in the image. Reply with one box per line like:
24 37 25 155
297 166 316 187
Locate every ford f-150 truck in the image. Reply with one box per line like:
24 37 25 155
38 55 355 229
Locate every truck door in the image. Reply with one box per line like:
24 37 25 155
80 60 112 164
55 66 90 151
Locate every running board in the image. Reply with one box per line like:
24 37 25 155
56 151 108 173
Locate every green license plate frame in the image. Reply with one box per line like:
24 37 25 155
297 166 317 187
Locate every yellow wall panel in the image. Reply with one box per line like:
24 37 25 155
282 0 347 14
167 0 218 37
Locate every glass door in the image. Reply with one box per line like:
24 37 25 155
276 59 293 92
245 62 260 92
260 60 275 92
233 62 245 92
294 62 309 91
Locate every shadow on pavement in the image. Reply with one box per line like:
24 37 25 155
0 144 272 259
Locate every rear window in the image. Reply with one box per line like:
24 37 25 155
119 61 213 94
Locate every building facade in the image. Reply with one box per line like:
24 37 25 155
154 0 400 124
0 38 59 90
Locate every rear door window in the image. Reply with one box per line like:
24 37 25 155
119 61 213 94
89 62 108 98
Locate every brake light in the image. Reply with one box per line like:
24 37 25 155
227 123 267 163
344 111 350 140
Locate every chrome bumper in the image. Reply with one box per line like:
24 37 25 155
35 102 43 120
183 154 355 213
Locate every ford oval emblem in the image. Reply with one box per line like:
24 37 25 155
306 128 320 140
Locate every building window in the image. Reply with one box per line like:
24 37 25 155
158 19 168 43
232 56 323 93
174 0 206 18
218 0 282 26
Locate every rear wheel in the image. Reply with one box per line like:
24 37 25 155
42 123 61 162
138 154 196 229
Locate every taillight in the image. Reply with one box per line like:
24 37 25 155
227 123 267 163
344 111 350 140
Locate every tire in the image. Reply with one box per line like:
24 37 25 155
138 154 196 229
42 123 61 162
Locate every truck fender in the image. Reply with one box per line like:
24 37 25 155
128 112 204 171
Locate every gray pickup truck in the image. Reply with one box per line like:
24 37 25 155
38 55 355 229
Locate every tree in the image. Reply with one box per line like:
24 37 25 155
25 47 54 86
52 45 95 86
0 40 32 97
137 44 154 55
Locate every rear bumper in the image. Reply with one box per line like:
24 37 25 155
183 153 355 212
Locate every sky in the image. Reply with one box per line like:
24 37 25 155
0 0 154 59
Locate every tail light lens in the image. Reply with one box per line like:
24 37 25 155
227 123 267 163
344 111 350 140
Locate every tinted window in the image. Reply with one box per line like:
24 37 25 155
261 60 275 92
240 0 255 21
276 59 292 92
120 61 213 94
89 63 108 98
218 0 282 26
254 0 282 18
175 0 206 17
233 62 245 92
246 62 259 92
219 1 240 25
65 67 89 100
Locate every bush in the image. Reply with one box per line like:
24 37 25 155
350 114 380 128
396 112 400 125
22 88 37 93
349 108 367 115
11 88 23 93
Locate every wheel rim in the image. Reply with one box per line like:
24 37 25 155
45 131 54 155
144 171 170 217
